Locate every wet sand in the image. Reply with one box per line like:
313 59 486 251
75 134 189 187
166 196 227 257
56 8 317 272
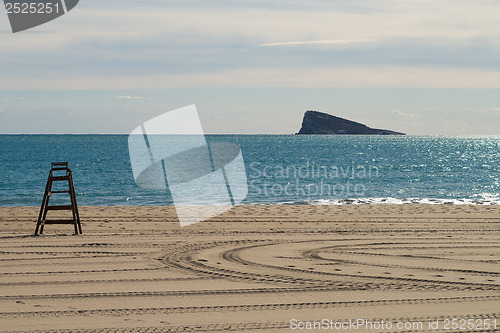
0 205 499 332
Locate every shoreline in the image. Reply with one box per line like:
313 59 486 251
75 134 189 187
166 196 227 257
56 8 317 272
3 194 500 209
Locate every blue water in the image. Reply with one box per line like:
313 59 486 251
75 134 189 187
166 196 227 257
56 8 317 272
0 135 499 206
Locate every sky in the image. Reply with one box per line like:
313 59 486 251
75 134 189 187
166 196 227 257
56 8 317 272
1 0 500 135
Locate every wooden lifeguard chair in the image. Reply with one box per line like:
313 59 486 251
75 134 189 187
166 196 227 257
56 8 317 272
35 162 82 235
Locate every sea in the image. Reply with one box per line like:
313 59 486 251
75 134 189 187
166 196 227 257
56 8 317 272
0 135 499 207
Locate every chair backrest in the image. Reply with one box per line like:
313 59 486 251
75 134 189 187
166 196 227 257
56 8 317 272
50 162 70 177
51 162 69 170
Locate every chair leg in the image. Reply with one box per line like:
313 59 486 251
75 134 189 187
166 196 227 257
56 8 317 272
69 177 81 235
35 174 52 235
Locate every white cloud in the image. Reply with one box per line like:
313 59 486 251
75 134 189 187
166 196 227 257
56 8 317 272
1 97 23 102
423 107 500 112
114 96 145 100
392 109 415 117
258 39 377 47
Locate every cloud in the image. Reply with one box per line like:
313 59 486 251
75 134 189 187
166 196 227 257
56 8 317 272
423 107 500 112
392 109 415 117
114 96 145 100
1 97 24 102
258 39 377 47
2 1 500 90
3 66 500 90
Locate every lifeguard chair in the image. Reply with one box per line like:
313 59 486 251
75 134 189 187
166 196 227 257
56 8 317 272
35 162 82 235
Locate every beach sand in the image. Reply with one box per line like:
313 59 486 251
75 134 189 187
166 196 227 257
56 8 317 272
0 205 499 332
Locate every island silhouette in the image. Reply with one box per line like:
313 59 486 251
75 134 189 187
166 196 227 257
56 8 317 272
297 110 405 135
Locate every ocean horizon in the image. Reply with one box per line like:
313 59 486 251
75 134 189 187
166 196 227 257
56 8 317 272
1 134 499 207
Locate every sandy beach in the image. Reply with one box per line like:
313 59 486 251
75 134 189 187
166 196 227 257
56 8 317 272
0 205 499 332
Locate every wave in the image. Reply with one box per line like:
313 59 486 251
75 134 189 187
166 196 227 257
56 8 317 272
279 196 500 205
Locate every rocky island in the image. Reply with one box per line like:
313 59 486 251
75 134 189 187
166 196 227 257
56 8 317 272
297 110 405 135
